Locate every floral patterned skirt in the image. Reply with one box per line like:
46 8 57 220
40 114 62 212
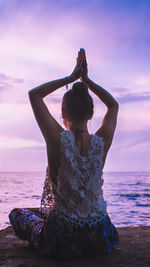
9 208 119 259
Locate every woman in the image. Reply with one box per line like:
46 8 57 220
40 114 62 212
9 48 119 259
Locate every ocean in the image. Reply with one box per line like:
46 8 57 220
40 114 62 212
0 171 150 230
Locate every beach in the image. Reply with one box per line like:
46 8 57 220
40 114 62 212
0 225 150 267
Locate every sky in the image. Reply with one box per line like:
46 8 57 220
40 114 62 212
0 0 150 172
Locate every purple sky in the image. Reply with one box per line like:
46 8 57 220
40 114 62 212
0 0 150 171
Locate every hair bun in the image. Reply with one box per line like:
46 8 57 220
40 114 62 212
72 82 88 95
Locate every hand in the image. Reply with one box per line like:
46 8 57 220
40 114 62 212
68 49 85 83
80 49 88 82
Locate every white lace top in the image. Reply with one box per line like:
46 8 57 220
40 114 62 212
40 130 107 223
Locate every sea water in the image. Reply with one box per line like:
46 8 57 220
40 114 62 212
0 171 150 230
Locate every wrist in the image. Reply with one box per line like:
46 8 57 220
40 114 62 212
65 76 74 90
64 76 69 90
67 75 75 84
82 76 89 84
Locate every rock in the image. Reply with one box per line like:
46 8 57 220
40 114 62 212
0 226 150 267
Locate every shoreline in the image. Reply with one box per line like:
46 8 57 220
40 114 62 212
0 225 150 266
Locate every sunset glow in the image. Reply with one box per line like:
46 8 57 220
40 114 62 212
0 0 150 171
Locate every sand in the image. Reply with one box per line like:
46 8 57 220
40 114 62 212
0 225 150 267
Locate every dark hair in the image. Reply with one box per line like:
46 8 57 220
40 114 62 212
62 82 94 122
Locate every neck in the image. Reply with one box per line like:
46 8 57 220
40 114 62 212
69 121 88 132
70 127 88 132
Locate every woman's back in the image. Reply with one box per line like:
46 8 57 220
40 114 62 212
40 130 107 222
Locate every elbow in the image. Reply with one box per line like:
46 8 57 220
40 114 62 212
113 101 119 113
107 101 119 110
28 89 32 97
28 89 34 96
28 89 38 100
28 90 37 102
28 90 33 101
114 101 119 109
28 88 44 99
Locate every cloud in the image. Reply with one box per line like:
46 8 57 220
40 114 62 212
0 0 150 88
94 86 150 105
0 0 150 171
112 87 130 93
135 75 150 89
0 73 25 91
0 73 25 84
0 102 44 141
104 86 150 104
0 72 27 105
116 91 150 104
0 146 47 172
0 137 44 149
114 128 150 149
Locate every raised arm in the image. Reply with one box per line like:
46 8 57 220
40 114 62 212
81 49 119 155
28 49 85 144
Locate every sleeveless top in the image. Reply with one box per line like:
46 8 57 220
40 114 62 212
40 130 107 224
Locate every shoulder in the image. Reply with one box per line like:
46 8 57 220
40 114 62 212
60 130 73 146
92 134 104 146
90 134 105 156
95 103 119 154
60 129 71 140
93 133 107 164
47 130 71 152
